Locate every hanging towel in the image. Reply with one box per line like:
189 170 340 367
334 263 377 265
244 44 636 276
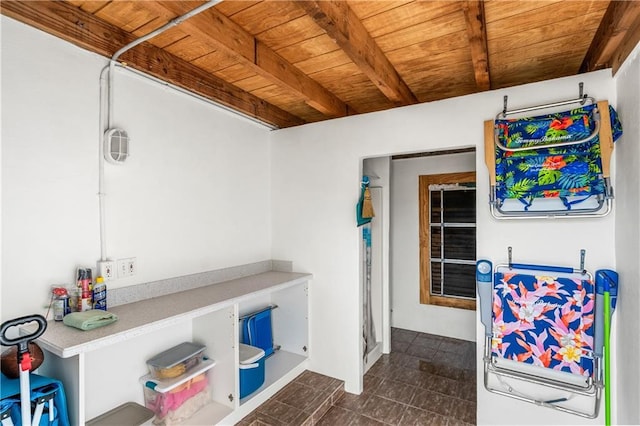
356 176 373 227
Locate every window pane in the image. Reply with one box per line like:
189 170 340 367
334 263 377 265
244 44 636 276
443 263 476 298
430 226 442 259
430 262 442 295
443 189 475 223
443 228 475 260
430 190 441 223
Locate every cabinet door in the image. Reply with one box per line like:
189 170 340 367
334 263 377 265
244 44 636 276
193 305 237 409
271 283 309 356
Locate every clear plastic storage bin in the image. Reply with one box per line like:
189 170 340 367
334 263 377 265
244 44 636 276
146 342 206 380
140 359 215 425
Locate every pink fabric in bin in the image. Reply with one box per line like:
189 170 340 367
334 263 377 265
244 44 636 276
149 374 208 418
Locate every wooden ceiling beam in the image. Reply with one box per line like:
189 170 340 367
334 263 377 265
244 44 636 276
296 0 418 106
0 0 304 128
580 0 640 73
154 1 349 118
611 13 640 74
462 0 491 91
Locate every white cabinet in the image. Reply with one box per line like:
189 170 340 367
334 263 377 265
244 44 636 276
37 271 310 425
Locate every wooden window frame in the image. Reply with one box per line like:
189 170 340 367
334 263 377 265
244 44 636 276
419 172 476 310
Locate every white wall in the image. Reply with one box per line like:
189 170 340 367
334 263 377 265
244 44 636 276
1 17 272 322
613 42 640 425
390 153 476 341
271 69 617 425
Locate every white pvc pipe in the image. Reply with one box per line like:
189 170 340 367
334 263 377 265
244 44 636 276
112 0 224 64
107 0 223 129
99 66 109 260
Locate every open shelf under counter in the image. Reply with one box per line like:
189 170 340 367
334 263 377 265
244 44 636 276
217 350 309 425
187 351 309 426
183 400 235 426
240 350 308 406
38 271 311 358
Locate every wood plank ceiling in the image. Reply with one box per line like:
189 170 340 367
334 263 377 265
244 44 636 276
3 1 640 129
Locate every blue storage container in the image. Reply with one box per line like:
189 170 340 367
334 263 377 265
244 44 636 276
239 344 265 399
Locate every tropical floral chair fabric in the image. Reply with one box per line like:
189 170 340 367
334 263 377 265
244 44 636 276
492 272 595 377
494 104 622 210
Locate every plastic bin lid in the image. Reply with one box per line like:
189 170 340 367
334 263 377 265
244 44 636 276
239 343 265 365
140 359 216 393
146 342 205 369
86 402 153 426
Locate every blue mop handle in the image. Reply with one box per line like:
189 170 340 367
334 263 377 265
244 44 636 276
595 269 618 310
476 260 493 337
595 270 619 356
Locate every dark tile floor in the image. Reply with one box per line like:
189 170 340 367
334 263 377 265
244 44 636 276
240 328 477 426
237 370 345 426
318 328 477 426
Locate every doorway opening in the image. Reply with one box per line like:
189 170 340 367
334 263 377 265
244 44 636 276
360 147 477 365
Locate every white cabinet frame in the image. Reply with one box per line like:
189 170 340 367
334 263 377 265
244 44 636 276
37 271 311 425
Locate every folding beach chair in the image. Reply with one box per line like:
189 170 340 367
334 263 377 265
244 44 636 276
484 90 622 219
0 315 70 426
476 251 618 418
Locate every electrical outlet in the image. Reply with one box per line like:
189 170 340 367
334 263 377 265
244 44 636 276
126 257 137 276
116 257 137 278
117 259 128 278
98 260 116 281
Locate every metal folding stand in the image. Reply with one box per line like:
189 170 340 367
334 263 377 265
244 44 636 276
239 305 279 357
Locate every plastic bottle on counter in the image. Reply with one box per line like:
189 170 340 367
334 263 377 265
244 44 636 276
51 286 70 321
87 268 93 294
93 276 107 311
68 287 78 312
76 268 93 312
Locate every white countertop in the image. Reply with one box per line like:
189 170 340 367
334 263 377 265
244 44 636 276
38 271 311 358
